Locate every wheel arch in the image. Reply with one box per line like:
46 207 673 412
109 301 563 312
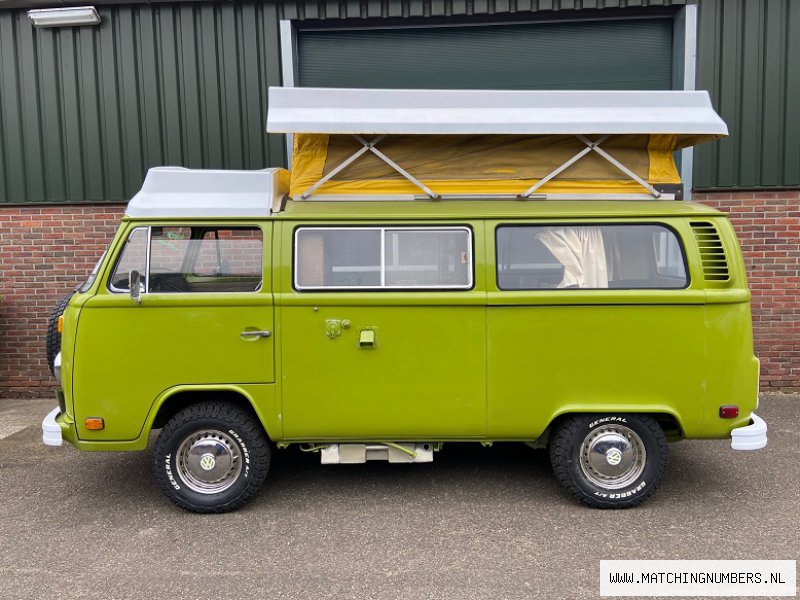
146 385 274 440
538 409 684 447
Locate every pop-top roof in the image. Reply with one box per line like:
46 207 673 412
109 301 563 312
125 89 729 216
267 87 728 137
267 87 728 201
126 167 289 218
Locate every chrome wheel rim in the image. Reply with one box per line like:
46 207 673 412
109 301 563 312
176 429 242 494
579 424 646 490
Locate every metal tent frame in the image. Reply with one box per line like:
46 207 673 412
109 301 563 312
267 87 728 202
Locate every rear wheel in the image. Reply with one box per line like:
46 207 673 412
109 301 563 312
153 402 270 513
549 414 667 509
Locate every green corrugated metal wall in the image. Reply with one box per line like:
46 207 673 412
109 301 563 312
694 0 800 189
275 0 690 21
0 3 285 204
0 0 797 203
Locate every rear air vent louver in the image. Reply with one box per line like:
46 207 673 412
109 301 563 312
690 222 730 282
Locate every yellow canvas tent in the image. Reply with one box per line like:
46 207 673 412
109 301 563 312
267 88 728 201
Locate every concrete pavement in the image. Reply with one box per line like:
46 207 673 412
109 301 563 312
0 394 797 599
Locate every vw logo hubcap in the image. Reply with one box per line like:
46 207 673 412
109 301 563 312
605 448 623 466
199 453 216 471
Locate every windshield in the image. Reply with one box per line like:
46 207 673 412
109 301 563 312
77 249 108 293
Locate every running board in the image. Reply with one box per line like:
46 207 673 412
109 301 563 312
320 443 434 464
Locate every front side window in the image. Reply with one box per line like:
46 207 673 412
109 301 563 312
109 226 263 293
109 227 147 292
295 227 472 290
496 224 687 290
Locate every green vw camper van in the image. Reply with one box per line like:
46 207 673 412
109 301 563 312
42 89 767 513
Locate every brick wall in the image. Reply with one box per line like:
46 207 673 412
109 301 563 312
1 193 798 396
0 205 125 397
695 191 800 391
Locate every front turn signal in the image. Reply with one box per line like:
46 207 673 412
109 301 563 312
84 418 105 430
57 315 63 333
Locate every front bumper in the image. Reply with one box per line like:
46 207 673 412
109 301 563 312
40 405 146 452
42 407 63 447
731 413 767 450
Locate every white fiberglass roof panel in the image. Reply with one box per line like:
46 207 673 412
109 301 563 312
267 87 728 137
126 168 289 218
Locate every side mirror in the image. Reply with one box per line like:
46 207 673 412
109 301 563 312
130 270 143 304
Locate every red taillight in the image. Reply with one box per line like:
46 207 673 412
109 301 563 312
719 405 739 419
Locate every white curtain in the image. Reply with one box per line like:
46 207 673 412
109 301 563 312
536 227 609 288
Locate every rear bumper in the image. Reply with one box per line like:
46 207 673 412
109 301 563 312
42 407 63 447
731 413 767 451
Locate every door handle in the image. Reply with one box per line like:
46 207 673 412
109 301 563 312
240 330 271 338
358 328 376 349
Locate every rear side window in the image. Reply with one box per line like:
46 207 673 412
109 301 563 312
109 226 263 293
294 227 472 290
496 224 687 290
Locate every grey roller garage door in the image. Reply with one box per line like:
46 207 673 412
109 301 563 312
297 17 674 91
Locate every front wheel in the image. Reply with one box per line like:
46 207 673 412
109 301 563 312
153 402 270 513
549 414 667 509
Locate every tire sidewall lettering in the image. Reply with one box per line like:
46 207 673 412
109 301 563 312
228 428 251 479
593 481 647 499
164 453 181 491
588 416 628 430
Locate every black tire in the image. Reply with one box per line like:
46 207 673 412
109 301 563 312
153 402 270 513
45 293 74 375
549 414 667 509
